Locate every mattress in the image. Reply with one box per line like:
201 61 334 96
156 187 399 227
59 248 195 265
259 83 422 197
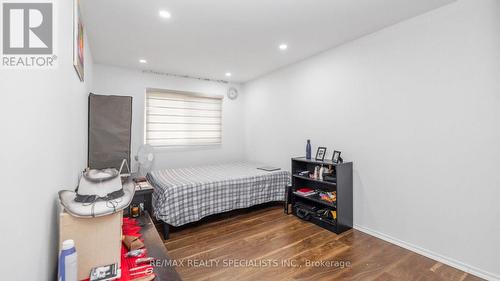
147 162 291 226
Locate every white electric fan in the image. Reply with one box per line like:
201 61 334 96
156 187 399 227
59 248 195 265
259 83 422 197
135 144 155 177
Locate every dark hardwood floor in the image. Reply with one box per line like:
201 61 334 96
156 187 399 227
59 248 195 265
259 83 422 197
161 206 483 281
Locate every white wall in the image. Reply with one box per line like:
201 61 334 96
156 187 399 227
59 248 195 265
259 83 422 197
92 64 245 170
0 1 94 280
243 0 500 279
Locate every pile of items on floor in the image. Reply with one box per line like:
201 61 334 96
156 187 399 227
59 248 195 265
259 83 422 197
80 217 156 281
57 166 155 281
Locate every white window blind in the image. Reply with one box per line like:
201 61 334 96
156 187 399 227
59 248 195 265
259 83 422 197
145 90 222 147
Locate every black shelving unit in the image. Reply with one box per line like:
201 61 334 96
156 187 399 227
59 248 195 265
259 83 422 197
287 157 353 234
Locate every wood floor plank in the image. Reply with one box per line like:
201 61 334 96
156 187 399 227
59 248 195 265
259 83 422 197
181 222 321 280
167 216 293 261
166 208 283 252
463 274 488 281
165 205 280 240
431 262 473 281
230 229 351 281
233 229 350 281
372 272 400 281
383 252 437 280
175 218 312 276
161 206 485 281
293 232 408 281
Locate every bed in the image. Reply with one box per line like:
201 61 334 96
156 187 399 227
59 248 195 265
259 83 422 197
146 162 291 230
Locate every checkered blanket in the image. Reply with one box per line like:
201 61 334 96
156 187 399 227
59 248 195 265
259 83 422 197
147 162 291 226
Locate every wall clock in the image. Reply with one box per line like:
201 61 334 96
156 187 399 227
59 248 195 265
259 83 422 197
227 87 238 100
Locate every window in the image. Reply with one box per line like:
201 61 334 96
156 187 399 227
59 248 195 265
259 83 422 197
145 89 223 147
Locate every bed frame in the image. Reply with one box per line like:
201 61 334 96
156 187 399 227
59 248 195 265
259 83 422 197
158 201 284 240
162 223 171 240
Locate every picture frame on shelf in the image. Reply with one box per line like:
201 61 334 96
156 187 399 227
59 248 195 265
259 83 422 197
315 147 327 161
332 150 342 164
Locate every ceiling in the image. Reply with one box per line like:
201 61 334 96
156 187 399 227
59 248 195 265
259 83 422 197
80 0 455 83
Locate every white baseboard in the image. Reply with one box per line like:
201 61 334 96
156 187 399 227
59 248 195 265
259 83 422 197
353 224 499 281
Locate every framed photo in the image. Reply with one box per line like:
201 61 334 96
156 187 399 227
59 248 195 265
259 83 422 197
332 150 342 163
315 147 327 161
73 0 84 82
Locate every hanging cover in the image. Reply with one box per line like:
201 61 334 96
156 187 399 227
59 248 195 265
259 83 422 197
88 93 132 170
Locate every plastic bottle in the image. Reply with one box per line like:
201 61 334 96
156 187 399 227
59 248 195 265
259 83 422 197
306 140 312 159
58 239 77 281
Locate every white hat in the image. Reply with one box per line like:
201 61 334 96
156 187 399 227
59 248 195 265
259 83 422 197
58 168 135 218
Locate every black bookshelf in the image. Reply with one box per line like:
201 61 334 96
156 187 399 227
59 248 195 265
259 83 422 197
287 157 353 234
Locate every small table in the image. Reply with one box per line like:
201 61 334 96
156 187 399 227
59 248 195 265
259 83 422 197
128 179 154 217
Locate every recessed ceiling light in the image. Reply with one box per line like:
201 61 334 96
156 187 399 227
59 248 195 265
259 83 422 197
279 44 288 50
225 72 232 77
159 10 171 19
139 59 147 64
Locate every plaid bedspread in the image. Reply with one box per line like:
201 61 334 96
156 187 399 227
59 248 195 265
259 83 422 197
146 162 291 226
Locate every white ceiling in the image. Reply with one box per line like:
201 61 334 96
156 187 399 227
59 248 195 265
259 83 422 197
80 0 455 83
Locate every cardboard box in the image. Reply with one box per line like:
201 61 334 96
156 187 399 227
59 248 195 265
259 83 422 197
59 209 122 280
